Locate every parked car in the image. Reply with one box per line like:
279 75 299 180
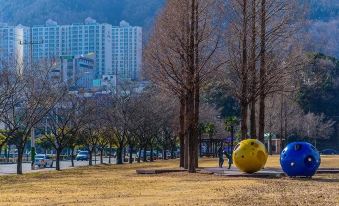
158 151 173 159
76 151 89 161
320 149 338 155
34 154 53 168
136 151 157 160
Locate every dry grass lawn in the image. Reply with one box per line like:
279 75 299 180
0 155 338 206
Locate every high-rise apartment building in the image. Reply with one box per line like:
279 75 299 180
0 23 29 69
112 21 142 81
0 19 142 81
31 18 112 77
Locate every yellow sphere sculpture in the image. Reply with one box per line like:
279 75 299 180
232 139 268 173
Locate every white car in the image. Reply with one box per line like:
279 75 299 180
34 154 54 168
76 151 89 161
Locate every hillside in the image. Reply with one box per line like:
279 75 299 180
0 0 165 27
308 0 339 20
0 0 337 25
306 0 339 57
0 0 337 57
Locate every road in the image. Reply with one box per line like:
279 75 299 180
0 157 116 175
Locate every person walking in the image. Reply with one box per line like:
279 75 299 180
225 152 233 169
218 146 224 168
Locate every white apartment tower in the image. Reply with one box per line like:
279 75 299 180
31 18 112 77
0 19 142 81
0 24 29 70
112 21 142 81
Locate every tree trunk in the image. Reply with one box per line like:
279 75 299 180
199 133 202 157
143 147 147 162
240 0 249 140
185 86 195 173
56 149 62 171
258 0 267 143
186 76 196 173
183 0 198 173
89 150 93 166
314 139 317 148
193 76 199 168
100 149 104 164
16 146 24 175
129 146 133 164
94 148 97 165
123 147 126 162
109 144 112 164
163 147 166 160
179 95 185 168
269 134 273 155
193 0 199 169
283 111 287 149
258 100 265 143
249 0 257 139
71 147 75 167
6 146 9 163
137 149 141 163
150 147 154 162
240 102 248 139
116 146 123 164
280 93 284 153
184 97 189 169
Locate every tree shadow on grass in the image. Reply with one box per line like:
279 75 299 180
284 176 339 183
309 177 339 183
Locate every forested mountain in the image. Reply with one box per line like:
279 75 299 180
306 0 339 58
307 0 339 20
0 0 337 25
0 0 337 56
0 0 165 27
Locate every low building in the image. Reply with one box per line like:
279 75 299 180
58 53 96 90
264 133 285 154
91 74 117 94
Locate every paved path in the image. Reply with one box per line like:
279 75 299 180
199 167 339 177
0 157 116 175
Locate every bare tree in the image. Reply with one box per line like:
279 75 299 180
0 65 26 148
223 0 251 139
257 0 306 142
0 61 66 174
0 131 6 156
302 112 335 147
78 97 104 166
224 0 306 142
144 0 225 172
43 94 89 170
79 127 98 166
96 129 110 164
103 83 139 165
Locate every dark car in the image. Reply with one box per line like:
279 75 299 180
320 149 337 155
76 151 89 161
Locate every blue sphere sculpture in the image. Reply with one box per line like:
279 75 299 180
280 142 321 177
